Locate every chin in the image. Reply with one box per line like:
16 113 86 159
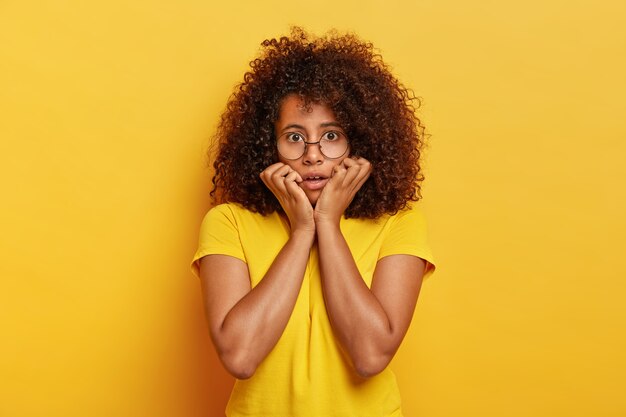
306 193 320 206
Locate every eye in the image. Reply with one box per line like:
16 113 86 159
285 132 305 143
322 131 342 141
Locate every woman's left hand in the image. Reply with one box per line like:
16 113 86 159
314 156 372 226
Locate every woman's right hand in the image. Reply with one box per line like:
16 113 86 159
260 163 315 235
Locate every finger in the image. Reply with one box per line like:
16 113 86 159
343 157 370 184
343 162 361 187
284 170 300 185
260 162 285 184
284 169 303 183
351 163 372 193
351 156 371 168
355 158 372 177
285 176 307 201
329 163 348 184
341 158 370 192
354 158 371 178
261 162 285 177
269 165 293 195
270 164 292 183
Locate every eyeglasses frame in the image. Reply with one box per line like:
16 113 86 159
276 132 350 161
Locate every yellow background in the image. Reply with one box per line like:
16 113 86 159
1 0 625 416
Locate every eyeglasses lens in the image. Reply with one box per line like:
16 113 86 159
277 135 348 160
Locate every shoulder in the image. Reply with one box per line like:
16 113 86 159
341 204 427 237
192 203 254 275
384 203 431 241
197 203 252 241
379 203 436 276
350 203 427 230
201 203 284 237
201 203 255 225
389 203 428 228
205 202 246 217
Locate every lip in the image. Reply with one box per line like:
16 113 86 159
300 172 329 191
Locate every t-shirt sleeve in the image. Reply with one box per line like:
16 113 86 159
190 204 246 278
378 205 436 279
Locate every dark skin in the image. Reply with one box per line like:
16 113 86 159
199 95 425 379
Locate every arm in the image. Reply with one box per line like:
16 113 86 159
199 163 315 379
316 224 425 377
314 157 425 377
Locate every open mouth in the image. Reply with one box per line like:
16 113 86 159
301 174 328 191
305 175 327 181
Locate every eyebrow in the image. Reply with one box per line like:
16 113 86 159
280 122 343 133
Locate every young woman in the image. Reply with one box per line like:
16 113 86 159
192 27 436 417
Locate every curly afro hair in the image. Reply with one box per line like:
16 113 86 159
210 27 427 219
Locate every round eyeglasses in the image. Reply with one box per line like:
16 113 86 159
277 131 349 160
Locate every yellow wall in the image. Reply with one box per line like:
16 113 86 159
1 0 625 416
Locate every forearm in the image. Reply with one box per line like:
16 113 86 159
316 222 395 376
213 230 314 377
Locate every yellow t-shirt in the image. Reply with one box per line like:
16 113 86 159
192 203 435 417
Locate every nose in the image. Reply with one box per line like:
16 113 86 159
302 141 324 165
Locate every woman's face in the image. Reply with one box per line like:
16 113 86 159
274 94 350 206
